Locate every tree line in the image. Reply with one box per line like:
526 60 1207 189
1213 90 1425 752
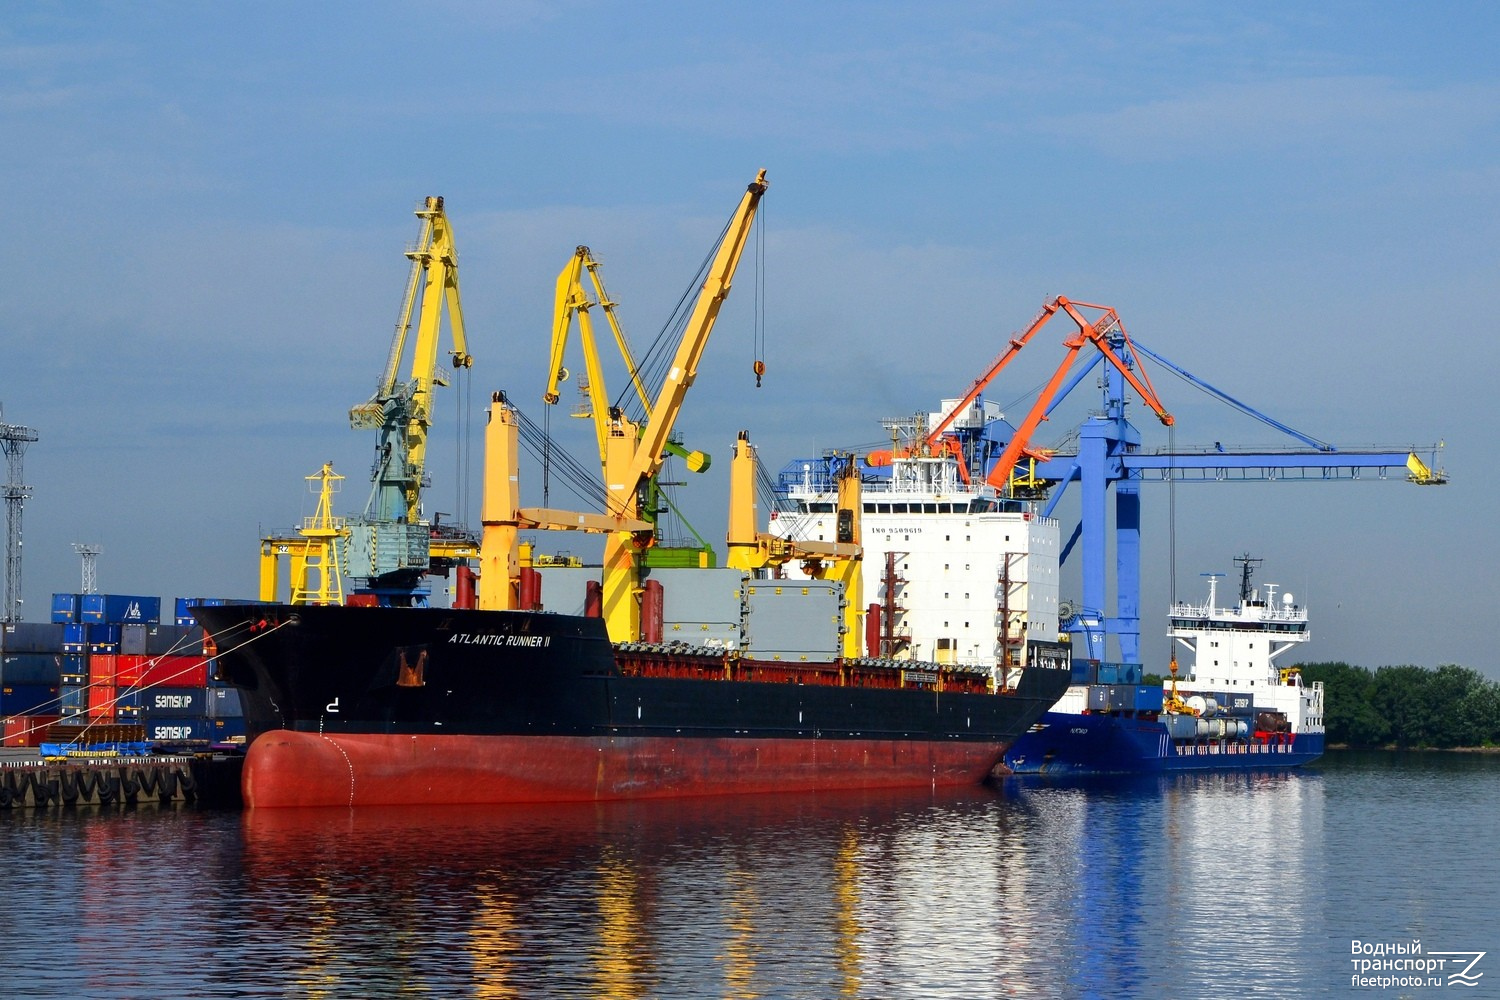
1298 662 1500 748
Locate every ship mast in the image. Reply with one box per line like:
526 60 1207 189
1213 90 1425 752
1235 553 1262 603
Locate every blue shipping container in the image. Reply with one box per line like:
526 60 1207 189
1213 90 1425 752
1 684 61 715
1 653 65 685
207 686 243 718
1 622 66 653
58 685 86 713
145 717 213 742
88 624 122 653
147 624 202 656
141 687 207 717
62 622 87 651
80 594 161 625
210 716 247 740
51 594 81 623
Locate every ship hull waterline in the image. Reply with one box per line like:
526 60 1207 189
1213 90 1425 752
243 730 1019 808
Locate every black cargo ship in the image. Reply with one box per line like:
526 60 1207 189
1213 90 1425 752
195 603 1071 807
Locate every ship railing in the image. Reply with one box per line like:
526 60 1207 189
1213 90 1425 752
1168 600 1308 623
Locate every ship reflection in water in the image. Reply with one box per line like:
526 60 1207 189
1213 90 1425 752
225 772 1323 999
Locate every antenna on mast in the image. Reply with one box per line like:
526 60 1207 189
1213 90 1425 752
1234 553 1262 603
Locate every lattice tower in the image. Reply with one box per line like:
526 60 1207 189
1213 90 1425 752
73 543 102 595
1 405 39 623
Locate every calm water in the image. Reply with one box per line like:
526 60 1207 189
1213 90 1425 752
1 751 1496 999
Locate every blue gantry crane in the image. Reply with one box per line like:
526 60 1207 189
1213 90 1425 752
978 300 1446 665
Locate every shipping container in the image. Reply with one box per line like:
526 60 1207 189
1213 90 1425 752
87 683 116 720
1 622 66 653
2 684 61 716
3 715 60 747
141 687 207 717
87 623 122 653
115 654 147 686
210 716 247 740
80 594 161 625
145 717 214 742
59 685 86 713
207 686 243 718
51 593 82 623
62 622 88 652
136 655 208 689
1 653 64 685
121 623 148 655
90 654 119 686
147 624 203 656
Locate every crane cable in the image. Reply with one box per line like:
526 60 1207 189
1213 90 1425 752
753 199 766 387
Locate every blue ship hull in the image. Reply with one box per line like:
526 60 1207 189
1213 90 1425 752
1003 710 1324 775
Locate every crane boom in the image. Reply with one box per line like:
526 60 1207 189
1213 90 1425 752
984 300 1172 490
594 170 768 641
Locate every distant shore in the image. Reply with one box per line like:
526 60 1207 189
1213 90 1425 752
1326 744 1500 753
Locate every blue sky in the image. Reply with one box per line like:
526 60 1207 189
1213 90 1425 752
2 2 1495 675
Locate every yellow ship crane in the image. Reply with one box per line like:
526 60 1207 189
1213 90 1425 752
543 245 715 567
480 171 767 633
346 196 475 603
590 170 766 641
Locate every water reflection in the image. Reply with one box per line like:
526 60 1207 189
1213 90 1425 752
1 765 1346 998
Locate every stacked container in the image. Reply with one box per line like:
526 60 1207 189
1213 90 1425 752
1 593 246 748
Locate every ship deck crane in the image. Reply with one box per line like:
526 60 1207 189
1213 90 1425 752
542 246 716 568
480 170 768 638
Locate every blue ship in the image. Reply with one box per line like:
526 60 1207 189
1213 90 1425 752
1005 558 1325 774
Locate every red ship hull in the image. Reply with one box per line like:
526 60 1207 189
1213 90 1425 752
243 729 1013 808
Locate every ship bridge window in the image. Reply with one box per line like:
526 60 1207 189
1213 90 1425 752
811 502 835 513
924 503 937 514
878 503 891 513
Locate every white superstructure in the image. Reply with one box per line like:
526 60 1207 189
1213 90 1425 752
769 408 1060 686
1166 568 1324 738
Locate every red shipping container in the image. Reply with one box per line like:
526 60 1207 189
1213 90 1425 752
115 654 149 686
138 655 208 689
89 653 119 686
88 683 116 720
3 714 60 747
